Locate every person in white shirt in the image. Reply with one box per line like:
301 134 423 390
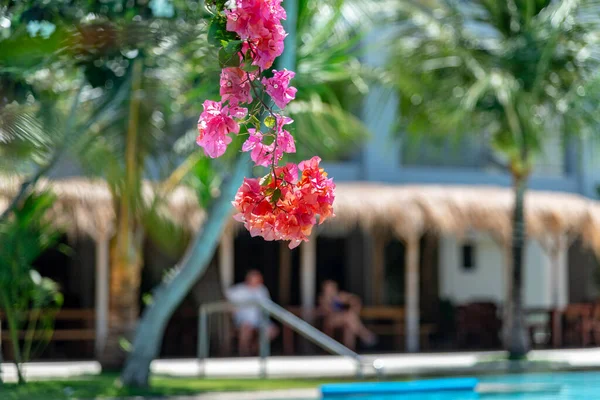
226 270 279 356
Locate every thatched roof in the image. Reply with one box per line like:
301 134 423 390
1 177 599 254
326 183 600 253
0 177 204 239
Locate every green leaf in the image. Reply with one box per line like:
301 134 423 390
208 17 238 47
260 173 273 186
271 188 282 204
218 47 241 68
249 115 261 128
242 63 259 72
119 337 133 352
224 40 243 54
264 116 276 128
54 292 64 307
142 293 154 306
208 18 226 46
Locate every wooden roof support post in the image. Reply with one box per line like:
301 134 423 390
279 241 292 307
548 234 569 309
549 237 563 349
372 234 385 306
300 235 317 320
541 234 570 348
549 236 561 308
405 235 420 352
502 240 512 329
95 233 110 358
219 227 235 291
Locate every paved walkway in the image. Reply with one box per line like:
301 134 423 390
2 347 600 384
1 360 100 382
151 347 600 379
140 389 319 400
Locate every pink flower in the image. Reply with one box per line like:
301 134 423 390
229 105 248 119
262 69 297 109
275 114 295 151
241 116 295 168
226 0 286 71
276 162 299 185
277 129 295 154
252 24 286 69
298 156 336 223
196 100 240 158
298 155 321 173
220 67 252 106
225 4 252 39
266 0 286 20
226 0 286 39
242 129 274 167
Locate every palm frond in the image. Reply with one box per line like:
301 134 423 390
287 95 367 161
389 0 600 170
141 206 189 258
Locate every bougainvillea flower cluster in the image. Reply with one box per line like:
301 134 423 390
197 0 335 248
232 157 335 249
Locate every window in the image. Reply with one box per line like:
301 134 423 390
461 243 476 271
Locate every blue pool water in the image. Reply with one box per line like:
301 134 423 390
320 371 600 399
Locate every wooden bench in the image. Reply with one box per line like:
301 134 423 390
563 303 595 347
283 306 435 354
0 309 96 343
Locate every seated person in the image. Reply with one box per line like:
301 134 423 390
318 280 376 350
226 270 279 356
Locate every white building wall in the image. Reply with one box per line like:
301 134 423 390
523 239 550 307
439 233 567 307
439 234 504 304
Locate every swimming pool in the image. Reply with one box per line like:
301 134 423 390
320 371 600 399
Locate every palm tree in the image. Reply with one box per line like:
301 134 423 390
0 191 63 384
389 0 600 357
1 0 220 366
71 22 220 367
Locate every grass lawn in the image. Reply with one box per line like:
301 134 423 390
0 373 340 399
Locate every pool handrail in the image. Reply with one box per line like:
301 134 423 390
198 299 377 378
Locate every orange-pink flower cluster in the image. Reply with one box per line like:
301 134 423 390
232 157 335 249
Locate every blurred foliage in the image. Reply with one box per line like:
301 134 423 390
0 0 381 257
390 0 600 173
292 0 380 160
0 191 64 383
390 0 600 357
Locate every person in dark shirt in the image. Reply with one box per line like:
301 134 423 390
318 280 376 350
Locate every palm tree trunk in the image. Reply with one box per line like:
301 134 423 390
101 59 144 369
22 306 40 363
505 173 531 358
120 153 250 387
1 292 25 384
101 234 143 368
